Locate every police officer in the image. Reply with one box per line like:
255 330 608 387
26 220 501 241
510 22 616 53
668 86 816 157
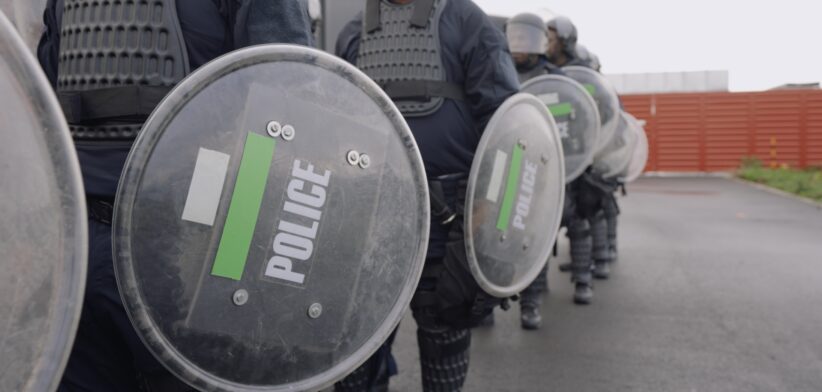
542 15 599 304
505 12 564 329
582 50 621 278
548 17 623 288
583 51 620 269
588 49 602 72
546 16 589 68
335 0 520 390
36 1 313 390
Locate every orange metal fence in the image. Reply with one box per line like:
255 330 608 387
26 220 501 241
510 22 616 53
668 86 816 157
620 90 822 172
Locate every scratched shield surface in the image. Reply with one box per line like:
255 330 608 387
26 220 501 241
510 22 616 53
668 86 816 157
521 74 601 182
112 45 429 392
622 112 649 182
563 66 621 157
0 12 87 392
593 111 641 179
464 94 565 298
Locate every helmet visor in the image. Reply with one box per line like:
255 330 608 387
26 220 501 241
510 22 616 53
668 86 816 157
506 23 547 55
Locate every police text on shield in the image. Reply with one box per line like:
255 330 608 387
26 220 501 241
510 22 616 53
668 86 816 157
265 160 331 285
512 160 538 231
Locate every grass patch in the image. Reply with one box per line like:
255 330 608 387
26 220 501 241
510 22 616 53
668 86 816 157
737 158 822 202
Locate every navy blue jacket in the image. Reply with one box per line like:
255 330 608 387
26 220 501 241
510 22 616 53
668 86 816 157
335 0 519 179
517 55 565 83
560 55 591 69
335 0 519 257
37 0 313 197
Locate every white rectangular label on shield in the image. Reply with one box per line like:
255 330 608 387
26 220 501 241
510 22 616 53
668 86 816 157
485 150 508 203
182 148 230 226
537 93 560 106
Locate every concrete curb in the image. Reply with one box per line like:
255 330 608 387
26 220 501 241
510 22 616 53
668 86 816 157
730 176 822 209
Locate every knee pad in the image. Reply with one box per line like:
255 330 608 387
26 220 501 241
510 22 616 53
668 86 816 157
567 217 592 282
590 215 609 261
606 215 617 244
418 329 471 392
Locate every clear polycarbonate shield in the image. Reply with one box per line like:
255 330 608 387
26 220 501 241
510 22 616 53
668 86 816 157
113 45 429 392
593 111 640 179
521 74 601 182
506 20 547 54
0 0 47 52
563 66 621 155
0 11 87 392
465 93 565 298
622 113 649 182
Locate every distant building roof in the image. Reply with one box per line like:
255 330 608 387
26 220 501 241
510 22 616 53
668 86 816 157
605 70 729 95
769 83 820 90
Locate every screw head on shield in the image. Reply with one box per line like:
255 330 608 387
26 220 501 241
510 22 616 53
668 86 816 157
281 125 296 141
358 154 371 169
346 150 360 166
232 289 249 306
308 303 323 319
266 121 282 138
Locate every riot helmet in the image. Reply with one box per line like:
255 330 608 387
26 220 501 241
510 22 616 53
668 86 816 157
589 52 602 72
506 13 548 56
546 16 578 63
575 44 591 63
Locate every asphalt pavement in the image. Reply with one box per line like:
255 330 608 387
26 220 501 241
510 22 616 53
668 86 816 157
388 177 822 392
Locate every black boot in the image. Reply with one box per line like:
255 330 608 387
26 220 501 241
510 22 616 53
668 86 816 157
520 304 542 330
593 259 610 280
573 282 593 305
519 283 543 330
568 217 594 305
478 311 495 327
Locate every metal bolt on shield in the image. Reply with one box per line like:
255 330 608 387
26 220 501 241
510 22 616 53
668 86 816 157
359 154 371 169
346 150 360 166
308 303 323 319
232 289 249 306
281 125 296 141
266 121 282 138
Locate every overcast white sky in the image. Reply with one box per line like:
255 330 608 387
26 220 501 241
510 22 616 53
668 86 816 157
474 0 822 92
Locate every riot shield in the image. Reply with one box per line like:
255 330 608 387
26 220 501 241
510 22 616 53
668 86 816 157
563 66 621 155
622 113 649 182
521 74 601 182
0 0 47 52
0 11 87 392
112 45 429 392
465 93 565 298
593 111 640 179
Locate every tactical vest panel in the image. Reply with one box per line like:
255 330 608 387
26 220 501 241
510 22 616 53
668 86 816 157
57 0 189 140
358 0 460 117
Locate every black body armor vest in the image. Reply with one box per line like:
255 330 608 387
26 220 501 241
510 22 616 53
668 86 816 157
357 0 464 117
56 0 190 140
